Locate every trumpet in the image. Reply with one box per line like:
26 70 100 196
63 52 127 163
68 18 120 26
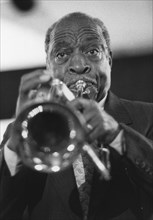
13 78 111 180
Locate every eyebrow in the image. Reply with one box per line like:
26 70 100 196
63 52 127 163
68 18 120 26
80 41 106 51
83 36 101 42
51 41 72 53
83 34 106 43
50 37 107 55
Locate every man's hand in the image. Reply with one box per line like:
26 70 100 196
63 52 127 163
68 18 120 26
70 98 120 145
15 69 53 116
8 69 53 152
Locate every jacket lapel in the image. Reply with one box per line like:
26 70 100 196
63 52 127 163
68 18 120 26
104 91 132 125
88 91 133 219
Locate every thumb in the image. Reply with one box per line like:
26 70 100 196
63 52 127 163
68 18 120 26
70 98 89 113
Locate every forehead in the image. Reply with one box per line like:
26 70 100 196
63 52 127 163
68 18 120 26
49 16 106 50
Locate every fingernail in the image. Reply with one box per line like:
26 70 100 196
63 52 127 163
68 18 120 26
39 74 51 81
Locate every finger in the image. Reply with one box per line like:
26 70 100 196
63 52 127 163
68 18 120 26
87 123 93 131
71 98 94 112
70 98 84 111
19 71 52 95
85 117 98 134
20 70 43 87
20 69 52 82
87 126 102 143
22 74 51 92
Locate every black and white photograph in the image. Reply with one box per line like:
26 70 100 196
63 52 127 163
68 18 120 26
0 1 153 220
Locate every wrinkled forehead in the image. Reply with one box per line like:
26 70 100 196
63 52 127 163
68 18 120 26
49 15 106 50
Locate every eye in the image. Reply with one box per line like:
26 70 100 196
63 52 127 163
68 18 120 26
84 47 104 60
55 51 69 64
56 52 68 59
89 49 99 55
85 48 101 57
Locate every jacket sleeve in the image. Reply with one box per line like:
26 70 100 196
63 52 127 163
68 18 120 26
119 123 153 196
0 123 47 220
0 149 31 220
0 124 29 220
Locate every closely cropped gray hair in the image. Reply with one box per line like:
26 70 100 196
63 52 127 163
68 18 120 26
45 12 111 54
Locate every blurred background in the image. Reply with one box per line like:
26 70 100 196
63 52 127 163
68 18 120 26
0 0 153 142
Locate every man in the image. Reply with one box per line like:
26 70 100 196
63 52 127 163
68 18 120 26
0 12 153 220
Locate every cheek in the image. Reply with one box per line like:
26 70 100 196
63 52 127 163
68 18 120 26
96 61 111 90
46 59 73 85
47 61 66 81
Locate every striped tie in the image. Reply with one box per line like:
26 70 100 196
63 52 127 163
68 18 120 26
73 150 95 220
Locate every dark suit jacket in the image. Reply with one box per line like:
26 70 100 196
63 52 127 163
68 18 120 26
0 92 153 220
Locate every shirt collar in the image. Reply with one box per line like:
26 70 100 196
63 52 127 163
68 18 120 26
98 93 108 109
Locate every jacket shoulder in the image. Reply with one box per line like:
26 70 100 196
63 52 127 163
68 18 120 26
120 98 153 116
120 98 153 136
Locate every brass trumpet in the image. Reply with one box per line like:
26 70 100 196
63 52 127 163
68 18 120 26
13 78 110 180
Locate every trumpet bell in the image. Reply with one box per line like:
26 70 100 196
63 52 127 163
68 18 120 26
11 78 110 180
14 101 86 173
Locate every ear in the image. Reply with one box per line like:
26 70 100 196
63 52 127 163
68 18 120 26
108 51 113 68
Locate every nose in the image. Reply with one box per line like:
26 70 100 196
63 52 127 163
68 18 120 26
68 54 91 74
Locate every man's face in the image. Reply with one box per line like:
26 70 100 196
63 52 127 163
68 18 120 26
46 15 112 101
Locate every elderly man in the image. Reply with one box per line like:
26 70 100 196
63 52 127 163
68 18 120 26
0 12 153 220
